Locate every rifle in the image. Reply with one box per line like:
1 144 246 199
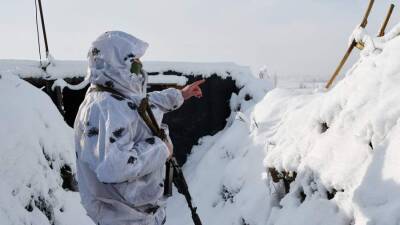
138 97 203 225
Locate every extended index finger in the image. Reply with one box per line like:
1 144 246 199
190 79 205 87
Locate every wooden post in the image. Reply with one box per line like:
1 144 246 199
355 4 395 50
37 0 50 58
325 0 375 89
378 4 395 37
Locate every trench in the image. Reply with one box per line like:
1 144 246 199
24 72 239 166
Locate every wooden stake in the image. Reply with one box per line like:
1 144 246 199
325 0 375 89
325 44 356 89
378 4 395 37
37 0 50 58
355 3 395 50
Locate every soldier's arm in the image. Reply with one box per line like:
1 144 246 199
148 79 205 112
148 88 185 112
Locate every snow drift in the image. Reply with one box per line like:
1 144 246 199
0 73 91 225
0 60 269 225
258 26 400 225
3 24 400 225
166 25 400 225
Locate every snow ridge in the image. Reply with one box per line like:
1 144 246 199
258 28 400 225
166 27 400 225
0 73 92 225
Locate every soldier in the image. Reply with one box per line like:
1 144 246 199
74 31 204 225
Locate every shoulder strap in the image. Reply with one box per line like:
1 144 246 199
88 85 126 99
138 97 167 141
90 86 167 140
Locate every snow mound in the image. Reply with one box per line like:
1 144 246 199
0 73 92 225
166 76 272 225
167 27 400 225
256 28 400 225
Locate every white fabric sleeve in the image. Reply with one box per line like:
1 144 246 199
94 100 170 184
148 88 184 113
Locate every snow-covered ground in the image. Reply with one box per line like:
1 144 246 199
258 27 400 224
166 25 400 225
0 60 269 225
3 23 400 225
0 72 92 225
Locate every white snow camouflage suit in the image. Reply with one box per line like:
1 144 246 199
74 31 184 225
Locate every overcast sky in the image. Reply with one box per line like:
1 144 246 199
1 0 399 76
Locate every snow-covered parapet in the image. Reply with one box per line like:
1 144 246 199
147 74 188 86
0 60 270 99
0 60 86 79
143 61 254 87
253 26 400 224
165 23 400 225
0 60 271 113
0 73 92 225
0 60 255 85
349 22 400 56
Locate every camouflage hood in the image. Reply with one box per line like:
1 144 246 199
87 31 149 97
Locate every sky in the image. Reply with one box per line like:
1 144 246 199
1 0 399 77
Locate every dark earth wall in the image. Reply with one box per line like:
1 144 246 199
153 75 238 164
25 73 239 165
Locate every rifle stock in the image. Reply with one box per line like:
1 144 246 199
171 158 202 225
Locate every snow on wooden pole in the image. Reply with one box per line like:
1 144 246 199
325 0 375 89
356 3 395 50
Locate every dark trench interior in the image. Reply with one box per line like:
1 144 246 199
26 73 239 165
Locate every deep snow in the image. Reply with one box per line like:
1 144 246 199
0 60 269 225
2 23 400 225
0 72 92 225
165 25 400 225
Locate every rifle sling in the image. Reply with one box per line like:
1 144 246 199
89 85 127 99
89 85 162 138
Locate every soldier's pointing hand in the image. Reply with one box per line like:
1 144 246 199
181 80 205 100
